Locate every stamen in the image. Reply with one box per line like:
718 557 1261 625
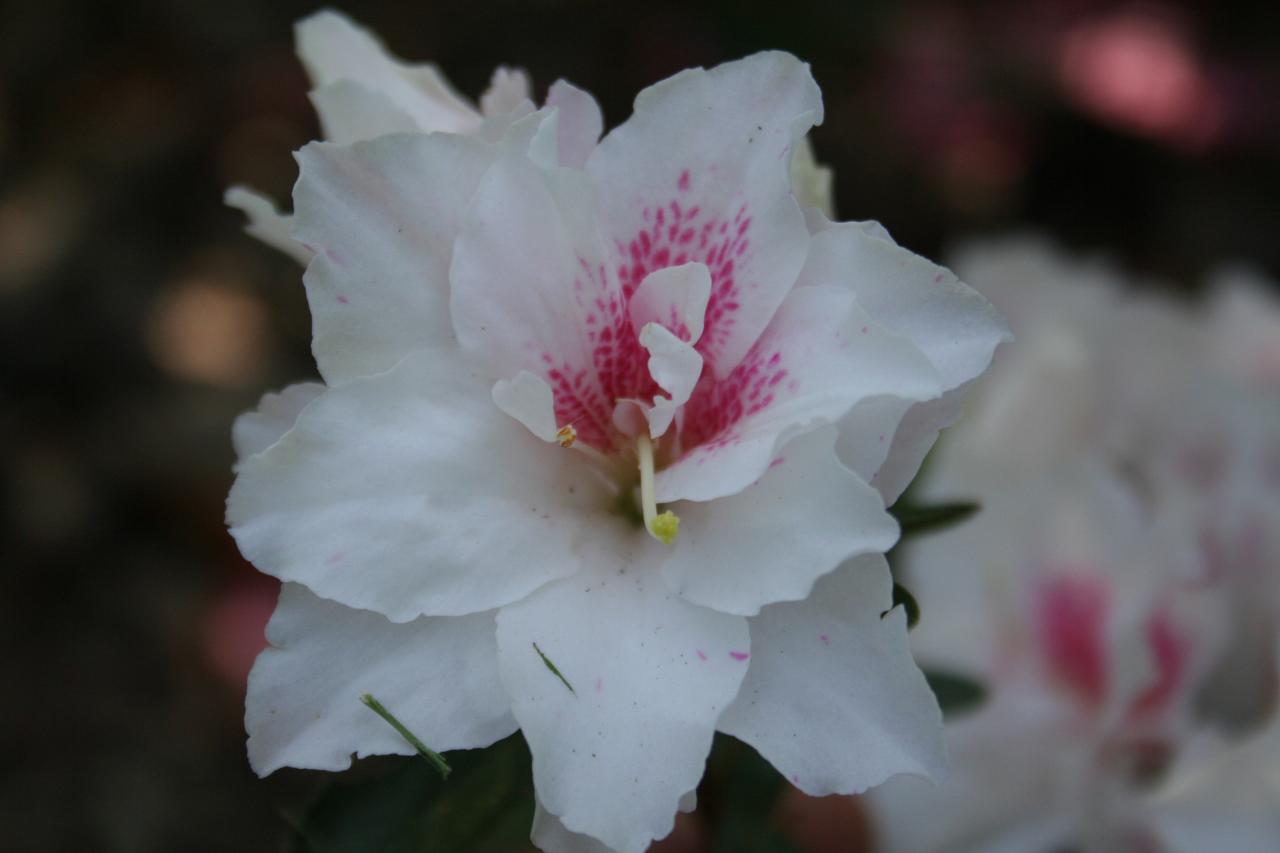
636 433 680 545
556 424 578 447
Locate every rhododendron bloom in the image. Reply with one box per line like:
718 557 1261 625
869 466 1227 851
867 238 1280 852
228 42 1008 853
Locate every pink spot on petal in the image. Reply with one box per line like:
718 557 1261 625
729 651 750 661
325 551 345 566
595 677 604 694
1035 572 1110 707
696 649 708 661
677 169 691 192
1128 607 1192 719
336 295 349 305
819 634 831 646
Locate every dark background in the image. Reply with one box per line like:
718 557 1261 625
2 1 1277 850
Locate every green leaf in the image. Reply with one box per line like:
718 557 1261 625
923 669 988 717
284 733 535 853
360 693 451 778
885 582 920 629
702 734 803 853
891 501 980 538
532 642 576 695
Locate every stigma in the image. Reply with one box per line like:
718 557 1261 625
636 433 680 545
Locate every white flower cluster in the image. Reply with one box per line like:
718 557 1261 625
225 12 1009 853
868 237 1280 852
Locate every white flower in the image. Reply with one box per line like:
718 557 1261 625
870 463 1227 851
228 46 1008 853
866 237 1280 851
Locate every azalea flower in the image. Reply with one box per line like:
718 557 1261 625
227 41 1008 853
948 241 1280 727
869 463 1226 851
866 237 1280 851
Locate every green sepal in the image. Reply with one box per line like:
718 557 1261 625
891 500 980 538
922 668 988 717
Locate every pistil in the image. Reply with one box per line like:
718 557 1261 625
636 433 680 544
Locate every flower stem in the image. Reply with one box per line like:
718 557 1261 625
359 693 451 778
636 433 679 544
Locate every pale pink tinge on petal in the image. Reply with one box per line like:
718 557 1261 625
544 79 604 169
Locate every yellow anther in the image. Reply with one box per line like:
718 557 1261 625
636 433 680 545
556 424 578 448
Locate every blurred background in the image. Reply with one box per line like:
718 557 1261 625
2 1 1277 850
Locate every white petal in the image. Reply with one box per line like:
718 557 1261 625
628 262 712 344
661 427 898 615
802 215 1011 391
292 134 495 383
789 135 834 217
232 382 325 463
799 217 1008 500
294 10 481 135
657 286 941 503
719 554 946 795
531 789 697 853
531 798 613 853
587 52 821 378
545 80 604 169
450 151 606 376
246 583 515 775
228 348 607 621
864 687 1082 853
493 370 560 442
479 99 540 146
872 389 969 504
308 79 421 145
480 67 533 118
224 186 311 265
450 150 621 451
830 395 915 491
632 322 704 438
496 539 749 853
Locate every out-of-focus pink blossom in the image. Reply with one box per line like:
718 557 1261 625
1058 8 1222 150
